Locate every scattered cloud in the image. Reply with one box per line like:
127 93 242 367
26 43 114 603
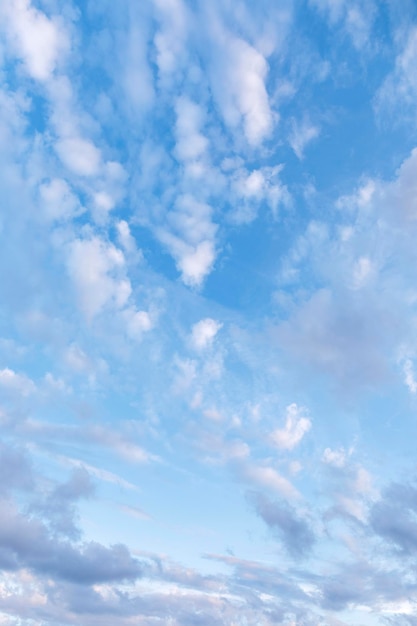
249 491 315 557
190 318 222 351
270 403 311 451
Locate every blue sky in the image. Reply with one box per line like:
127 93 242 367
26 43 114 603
1 0 417 624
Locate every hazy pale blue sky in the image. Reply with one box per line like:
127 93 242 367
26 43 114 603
1 1 417 624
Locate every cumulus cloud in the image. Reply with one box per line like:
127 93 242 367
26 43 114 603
270 403 311 451
157 195 217 287
1 0 67 81
190 318 222 351
209 29 273 146
322 447 347 468
229 164 290 222
0 500 143 584
55 137 102 178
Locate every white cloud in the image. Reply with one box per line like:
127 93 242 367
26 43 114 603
289 118 320 160
270 403 311 451
39 178 82 221
174 97 208 173
384 147 417 220
154 0 189 77
173 358 198 393
191 318 222 351
66 236 131 320
403 359 417 394
0 367 36 396
377 27 417 118
1 0 67 81
93 191 114 214
64 344 92 374
178 240 216 287
309 0 346 23
243 464 300 500
123 308 153 338
119 8 154 111
210 32 273 146
89 425 156 464
309 0 375 50
157 195 217 287
116 220 139 257
322 447 347 468
230 164 290 222
351 256 373 290
55 137 102 177
230 38 273 146
61 456 139 491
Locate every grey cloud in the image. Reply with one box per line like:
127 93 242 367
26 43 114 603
275 287 397 391
0 441 33 494
0 500 142 584
30 468 95 540
318 556 417 613
370 480 417 554
54 467 95 500
249 491 315 557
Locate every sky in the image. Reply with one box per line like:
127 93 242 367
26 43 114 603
2 0 417 624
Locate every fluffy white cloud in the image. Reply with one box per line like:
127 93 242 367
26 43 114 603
178 240 216 287
270 404 311 451
157 195 217 287
123 308 153 338
191 318 222 351
322 447 347 468
1 0 67 81
210 33 273 146
229 164 290 222
55 137 102 177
